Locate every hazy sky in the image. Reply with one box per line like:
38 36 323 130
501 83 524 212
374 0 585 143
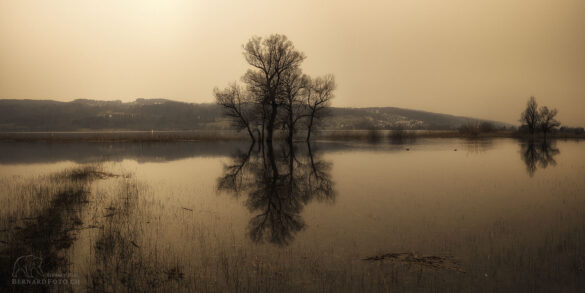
1 0 584 125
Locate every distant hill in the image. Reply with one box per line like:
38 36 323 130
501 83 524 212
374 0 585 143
322 107 510 130
0 99 511 132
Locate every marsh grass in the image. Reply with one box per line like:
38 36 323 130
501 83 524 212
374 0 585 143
1 152 585 292
63 167 470 292
85 177 170 292
47 164 431 292
0 164 108 291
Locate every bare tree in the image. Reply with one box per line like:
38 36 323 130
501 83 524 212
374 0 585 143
520 96 540 135
305 75 336 141
242 34 305 142
214 82 256 141
215 34 335 143
280 69 310 143
538 106 560 138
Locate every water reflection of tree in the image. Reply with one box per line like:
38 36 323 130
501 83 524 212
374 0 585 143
217 142 335 246
520 140 560 177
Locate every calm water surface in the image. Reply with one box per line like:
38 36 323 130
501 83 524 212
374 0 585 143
0 138 584 292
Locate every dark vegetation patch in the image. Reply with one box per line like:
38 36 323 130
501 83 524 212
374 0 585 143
0 165 106 291
363 252 464 273
86 178 174 292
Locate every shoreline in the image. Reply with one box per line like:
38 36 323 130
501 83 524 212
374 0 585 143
0 130 583 143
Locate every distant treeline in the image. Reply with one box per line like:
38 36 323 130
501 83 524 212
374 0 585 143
0 98 510 132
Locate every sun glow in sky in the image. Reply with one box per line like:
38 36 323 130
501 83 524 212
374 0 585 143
1 0 584 125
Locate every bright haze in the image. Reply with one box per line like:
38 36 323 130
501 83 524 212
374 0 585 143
1 0 584 126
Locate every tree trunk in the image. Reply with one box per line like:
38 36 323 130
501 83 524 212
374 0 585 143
288 141 294 178
266 102 278 142
261 105 266 143
246 125 255 142
306 113 315 142
266 140 278 177
287 107 294 143
255 128 262 143
287 129 294 143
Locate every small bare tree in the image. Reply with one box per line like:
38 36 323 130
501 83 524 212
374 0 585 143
305 75 336 141
538 106 560 138
214 82 256 141
520 96 540 135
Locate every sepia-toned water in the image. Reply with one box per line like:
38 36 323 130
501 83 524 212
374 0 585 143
0 138 584 292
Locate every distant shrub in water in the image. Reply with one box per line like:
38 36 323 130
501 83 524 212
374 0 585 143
458 121 495 136
559 126 584 134
389 127 405 144
367 129 382 143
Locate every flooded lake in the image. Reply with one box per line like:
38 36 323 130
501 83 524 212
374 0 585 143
1 138 584 292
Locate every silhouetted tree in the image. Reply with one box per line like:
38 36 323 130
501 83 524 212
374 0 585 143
520 96 540 135
538 106 560 139
242 35 306 142
305 75 336 141
479 121 495 133
458 120 496 136
280 69 310 143
214 82 256 141
215 34 335 143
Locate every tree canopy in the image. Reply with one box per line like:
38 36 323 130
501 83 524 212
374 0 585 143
215 34 335 142
519 96 561 138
